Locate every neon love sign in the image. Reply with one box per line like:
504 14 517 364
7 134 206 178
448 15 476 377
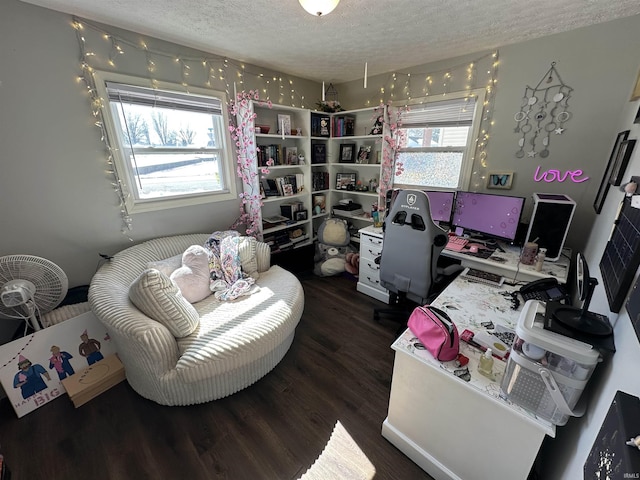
533 165 589 183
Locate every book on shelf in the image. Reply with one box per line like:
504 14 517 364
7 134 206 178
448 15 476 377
312 171 330 191
280 200 304 220
332 115 356 137
311 142 326 164
261 178 279 197
311 113 330 137
259 144 284 166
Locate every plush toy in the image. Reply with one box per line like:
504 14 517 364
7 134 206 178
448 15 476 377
314 244 349 276
345 252 360 275
313 218 351 277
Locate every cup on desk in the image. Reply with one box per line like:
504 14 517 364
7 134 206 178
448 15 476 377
372 210 383 228
520 242 538 265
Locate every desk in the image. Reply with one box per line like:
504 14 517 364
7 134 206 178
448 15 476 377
442 244 571 285
381 275 556 480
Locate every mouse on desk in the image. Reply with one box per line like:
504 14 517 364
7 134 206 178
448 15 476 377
466 243 483 253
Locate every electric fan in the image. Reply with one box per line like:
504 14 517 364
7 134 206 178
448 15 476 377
0 255 68 333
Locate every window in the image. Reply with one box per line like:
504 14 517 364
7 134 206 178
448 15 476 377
393 90 485 191
94 71 236 214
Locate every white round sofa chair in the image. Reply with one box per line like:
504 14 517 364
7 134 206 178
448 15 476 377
88 233 304 406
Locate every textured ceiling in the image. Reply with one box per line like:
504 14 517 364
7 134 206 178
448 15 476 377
20 0 640 83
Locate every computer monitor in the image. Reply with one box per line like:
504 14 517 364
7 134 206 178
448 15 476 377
423 190 455 224
451 191 525 242
385 189 454 225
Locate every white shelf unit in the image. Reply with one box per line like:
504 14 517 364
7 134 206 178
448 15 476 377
250 102 313 253
242 104 387 251
327 107 386 239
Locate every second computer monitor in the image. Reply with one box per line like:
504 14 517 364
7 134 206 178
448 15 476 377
424 190 455 224
451 191 525 242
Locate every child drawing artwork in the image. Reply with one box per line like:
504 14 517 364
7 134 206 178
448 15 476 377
48 345 75 380
78 330 104 365
13 355 51 399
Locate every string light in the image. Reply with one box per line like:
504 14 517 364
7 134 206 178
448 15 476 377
72 15 500 233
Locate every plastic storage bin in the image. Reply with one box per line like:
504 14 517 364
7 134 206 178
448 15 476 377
500 300 601 425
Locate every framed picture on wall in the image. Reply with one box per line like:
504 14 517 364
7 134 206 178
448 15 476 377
486 171 514 189
594 130 629 214
609 139 636 186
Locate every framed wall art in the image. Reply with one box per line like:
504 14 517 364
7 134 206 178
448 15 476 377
594 130 629 214
609 139 636 186
486 171 514 190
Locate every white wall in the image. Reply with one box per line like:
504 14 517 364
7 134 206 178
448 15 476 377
340 15 640 258
0 0 320 289
539 98 640 479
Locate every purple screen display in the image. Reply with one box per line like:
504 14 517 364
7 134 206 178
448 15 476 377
424 191 455 223
452 192 524 241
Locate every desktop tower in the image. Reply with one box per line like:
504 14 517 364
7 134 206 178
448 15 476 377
524 193 576 261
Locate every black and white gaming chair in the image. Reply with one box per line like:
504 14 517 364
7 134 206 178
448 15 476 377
375 189 461 326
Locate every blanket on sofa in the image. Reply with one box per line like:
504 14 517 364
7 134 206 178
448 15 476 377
205 231 256 301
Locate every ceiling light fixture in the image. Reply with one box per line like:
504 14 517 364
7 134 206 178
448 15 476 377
299 0 340 16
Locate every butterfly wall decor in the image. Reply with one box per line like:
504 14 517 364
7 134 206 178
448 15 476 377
487 171 513 189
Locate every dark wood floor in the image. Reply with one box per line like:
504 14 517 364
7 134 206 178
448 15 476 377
0 273 432 480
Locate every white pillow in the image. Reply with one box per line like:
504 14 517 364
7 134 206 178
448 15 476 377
237 236 259 279
147 254 182 277
170 245 211 303
129 269 199 338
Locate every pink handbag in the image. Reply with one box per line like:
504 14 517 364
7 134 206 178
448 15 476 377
408 305 460 361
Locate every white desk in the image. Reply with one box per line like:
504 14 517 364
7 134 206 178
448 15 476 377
441 244 571 285
382 276 556 480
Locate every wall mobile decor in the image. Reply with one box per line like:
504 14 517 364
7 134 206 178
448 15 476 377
514 62 573 159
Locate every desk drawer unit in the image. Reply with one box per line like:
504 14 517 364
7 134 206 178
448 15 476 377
357 230 389 303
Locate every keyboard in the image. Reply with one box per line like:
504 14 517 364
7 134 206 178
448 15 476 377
461 267 504 287
445 235 468 252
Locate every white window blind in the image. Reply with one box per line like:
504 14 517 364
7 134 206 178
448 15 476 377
105 82 223 114
402 97 476 128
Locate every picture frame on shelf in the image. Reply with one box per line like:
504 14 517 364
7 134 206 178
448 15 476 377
357 146 372 164
336 173 357 190
284 146 298 165
339 143 356 163
486 171 514 190
609 139 636 186
295 210 308 221
594 130 629 213
277 114 291 136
